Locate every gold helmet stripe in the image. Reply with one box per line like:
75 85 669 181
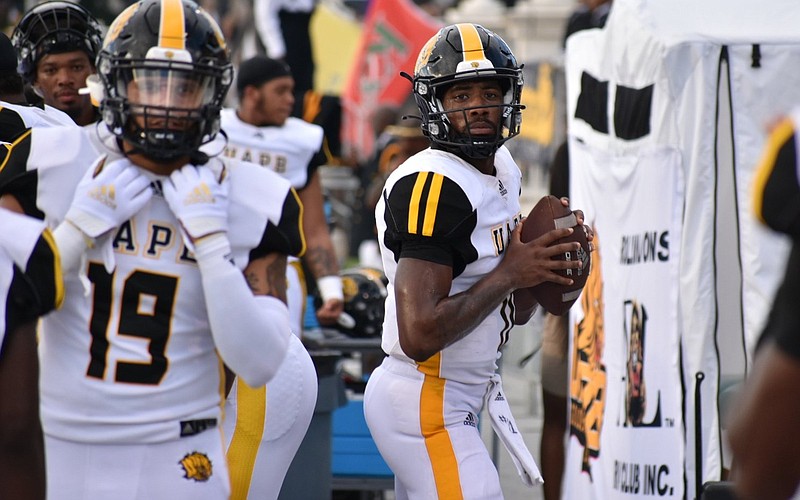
159 0 186 49
456 23 485 62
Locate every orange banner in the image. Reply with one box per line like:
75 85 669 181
341 0 442 162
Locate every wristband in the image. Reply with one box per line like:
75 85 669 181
65 219 95 248
317 275 344 302
193 233 232 264
53 219 94 273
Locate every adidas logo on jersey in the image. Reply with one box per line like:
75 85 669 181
183 183 215 205
494 391 505 402
498 179 507 196
463 412 477 427
88 184 117 208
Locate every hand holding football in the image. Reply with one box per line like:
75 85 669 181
520 195 591 316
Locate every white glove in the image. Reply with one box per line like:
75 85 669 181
65 156 153 238
162 164 230 254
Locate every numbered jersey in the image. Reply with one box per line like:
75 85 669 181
0 209 62 347
217 109 325 190
0 125 304 443
376 147 523 385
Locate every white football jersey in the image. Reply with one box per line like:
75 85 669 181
0 209 62 348
0 125 304 443
376 146 523 384
216 109 324 190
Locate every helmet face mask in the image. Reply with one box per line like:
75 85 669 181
98 0 232 162
412 23 524 159
12 1 103 84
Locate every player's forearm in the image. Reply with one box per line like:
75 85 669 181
196 236 291 387
303 240 339 280
397 267 516 361
436 271 516 336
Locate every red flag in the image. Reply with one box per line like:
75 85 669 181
341 0 442 162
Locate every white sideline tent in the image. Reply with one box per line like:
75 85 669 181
563 1 800 498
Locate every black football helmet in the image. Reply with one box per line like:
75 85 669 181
411 23 524 159
12 1 103 84
95 0 232 162
318 267 388 338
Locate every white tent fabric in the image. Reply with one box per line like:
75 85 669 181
563 1 800 498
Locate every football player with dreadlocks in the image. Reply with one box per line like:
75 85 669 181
0 0 303 497
363 23 591 498
12 1 103 125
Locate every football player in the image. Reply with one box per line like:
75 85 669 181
0 30 75 136
729 113 800 500
0 1 303 498
363 23 589 498
217 55 344 333
209 55 328 499
11 1 103 125
0 208 63 500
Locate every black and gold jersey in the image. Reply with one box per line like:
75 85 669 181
1 210 62 349
376 146 524 384
752 116 800 239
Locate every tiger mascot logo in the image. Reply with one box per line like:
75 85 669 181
569 227 606 480
180 451 212 482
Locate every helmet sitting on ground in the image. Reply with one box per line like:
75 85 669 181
317 267 388 338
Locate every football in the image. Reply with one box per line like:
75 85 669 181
520 195 591 316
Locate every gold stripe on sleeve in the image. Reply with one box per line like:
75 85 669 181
0 129 30 175
408 172 429 235
291 187 307 258
422 173 443 236
752 118 795 223
40 228 64 309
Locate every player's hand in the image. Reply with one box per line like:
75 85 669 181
560 197 594 252
315 275 345 325
162 165 229 244
65 156 153 238
316 298 344 326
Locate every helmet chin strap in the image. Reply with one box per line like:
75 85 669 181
120 138 210 167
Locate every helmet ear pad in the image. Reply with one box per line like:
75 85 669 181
85 74 105 108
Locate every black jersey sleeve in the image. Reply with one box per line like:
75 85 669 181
248 187 306 262
0 130 41 218
301 145 327 191
754 120 800 239
5 267 41 335
758 242 800 359
23 229 64 314
382 171 478 276
5 229 63 334
0 107 26 142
